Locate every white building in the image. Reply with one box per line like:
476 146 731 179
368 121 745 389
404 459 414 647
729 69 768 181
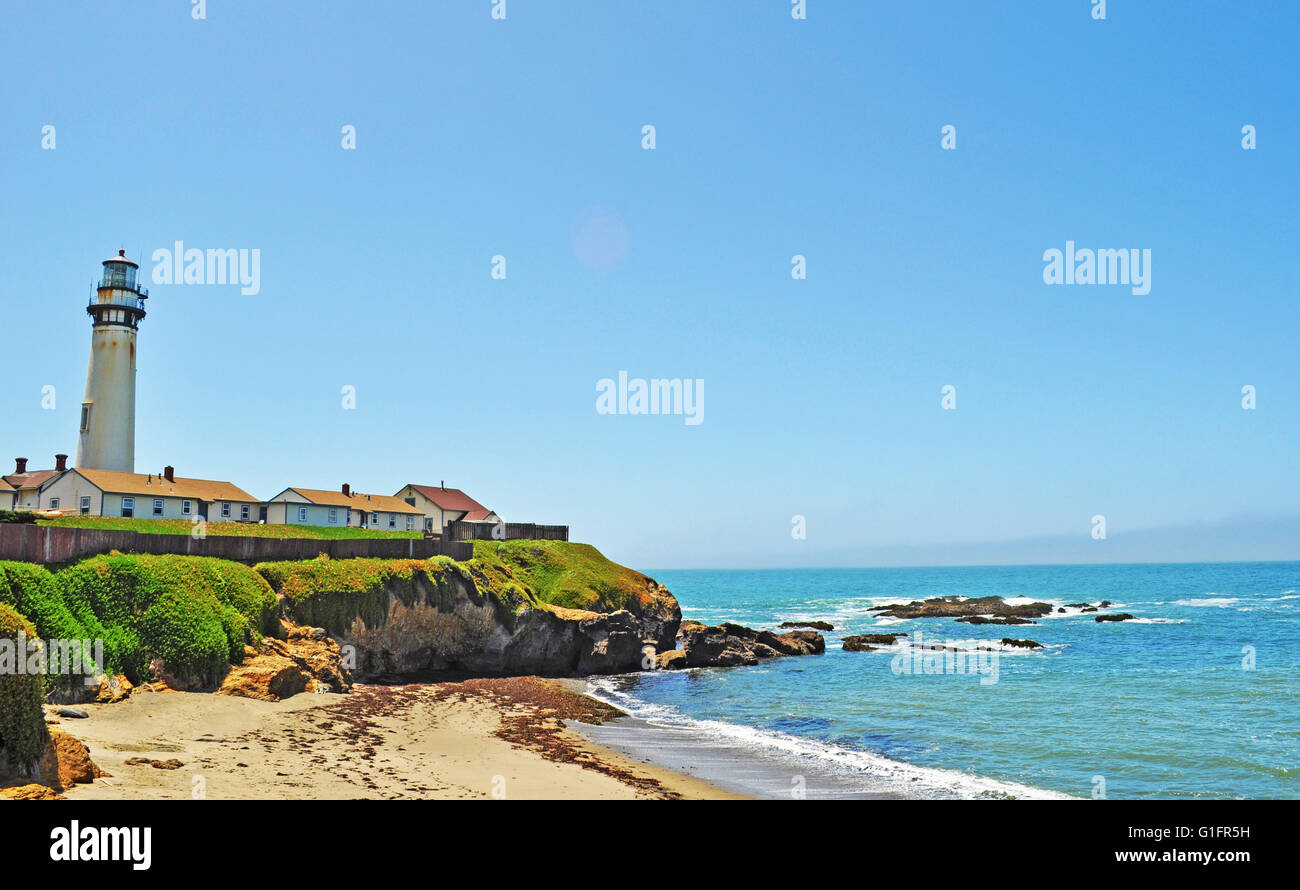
394 483 500 535
266 485 424 532
4 456 65 511
38 467 261 522
76 251 148 473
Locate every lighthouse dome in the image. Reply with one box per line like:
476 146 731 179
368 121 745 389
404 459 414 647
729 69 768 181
103 249 139 268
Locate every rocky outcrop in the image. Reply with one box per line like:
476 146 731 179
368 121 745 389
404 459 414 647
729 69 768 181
125 757 184 770
677 623 824 668
290 562 679 680
842 632 906 652
1095 613 1135 623
655 649 688 670
871 596 1053 621
0 783 64 800
39 728 108 790
779 620 834 631
1000 638 1043 649
93 674 134 703
46 673 134 706
956 615 1036 626
217 620 352 701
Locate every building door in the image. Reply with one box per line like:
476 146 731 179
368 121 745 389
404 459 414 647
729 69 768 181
198 502 209 520
258 506 268 522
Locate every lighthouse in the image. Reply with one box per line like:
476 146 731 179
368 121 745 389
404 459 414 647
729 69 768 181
75 250 148 473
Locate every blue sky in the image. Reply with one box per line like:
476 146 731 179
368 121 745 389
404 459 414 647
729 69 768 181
2 2 1296 568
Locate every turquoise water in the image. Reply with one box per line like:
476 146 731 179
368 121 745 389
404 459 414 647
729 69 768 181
586 562 1300 799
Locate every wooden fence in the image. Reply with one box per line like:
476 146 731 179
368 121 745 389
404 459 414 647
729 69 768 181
0 523 473 566
446 521 569 542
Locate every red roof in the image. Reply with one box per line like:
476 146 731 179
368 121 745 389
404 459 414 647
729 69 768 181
3 470 59 490
406 485 494 521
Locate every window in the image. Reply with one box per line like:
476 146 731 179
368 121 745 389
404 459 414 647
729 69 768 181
298 506 308 522
328 508 337 524
121 497 134 518
49 497 60 510
240 504 250 520
221 502 231 517
80 405 91 432
406 516 414 531
153 499 164 516
182 499 191 515
79 496 90 515
389 515 396 528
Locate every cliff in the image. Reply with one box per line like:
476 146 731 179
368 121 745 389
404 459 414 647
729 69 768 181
255 540 681 679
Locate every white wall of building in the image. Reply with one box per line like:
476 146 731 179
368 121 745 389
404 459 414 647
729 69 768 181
38 472 259 522
76 325 138 473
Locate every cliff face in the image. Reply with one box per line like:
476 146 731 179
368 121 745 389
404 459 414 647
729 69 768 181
256 543 682 680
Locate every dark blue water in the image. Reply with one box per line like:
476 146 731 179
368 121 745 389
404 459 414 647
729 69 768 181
584 562 1300 799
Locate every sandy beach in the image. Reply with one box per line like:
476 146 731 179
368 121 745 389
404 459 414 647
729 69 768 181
48 678 740 800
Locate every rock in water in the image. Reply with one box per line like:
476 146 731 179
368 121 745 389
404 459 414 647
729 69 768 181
779 620 834 631
1095 613 1135 623
999 638 1043 649
655 649 688 670
870 596 1052 621
957 615 1036 626
842 632 907 652
679 623 824 668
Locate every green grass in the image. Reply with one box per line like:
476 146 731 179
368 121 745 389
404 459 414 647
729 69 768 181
469 540 653 612
255 541 651 634
38 515 420 540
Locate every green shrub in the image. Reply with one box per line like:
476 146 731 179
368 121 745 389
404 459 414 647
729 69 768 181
49 554 278 685
0 511 37 524
0 562 108 693
0 603 50 773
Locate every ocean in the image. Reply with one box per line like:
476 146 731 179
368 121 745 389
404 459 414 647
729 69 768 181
577 562 1300 800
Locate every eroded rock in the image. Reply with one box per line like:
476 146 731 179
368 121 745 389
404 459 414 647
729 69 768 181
316 564 681 679
1000 638 1043 649
680 623 824 668
871 596 1053 621
216 620 351 701
39 728 108 790
842 632 907 652
779 621 834 631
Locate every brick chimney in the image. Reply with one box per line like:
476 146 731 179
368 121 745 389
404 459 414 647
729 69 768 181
342 483 351 497
14 457 27 474
163 466 175 483
54 454 68 472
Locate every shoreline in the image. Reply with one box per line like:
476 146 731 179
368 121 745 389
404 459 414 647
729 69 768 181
569 676 1075 800
42 679 742 801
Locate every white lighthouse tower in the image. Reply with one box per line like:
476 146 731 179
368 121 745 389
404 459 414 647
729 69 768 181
75 250 148 473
